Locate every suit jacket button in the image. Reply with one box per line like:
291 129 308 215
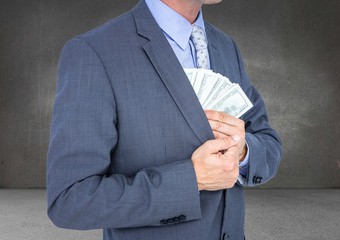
253 176 263 184
179 215 186 222
252 176 257 184
160 220 167 225
166 218 174 224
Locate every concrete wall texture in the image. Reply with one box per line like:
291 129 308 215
0 0 339 188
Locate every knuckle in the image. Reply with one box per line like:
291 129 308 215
214 131 221 139
236 128 245 137
234 131 242 139
238 128 245 136
238 119 245 127
215 120 222 131
220 113 229 122
236 131 245 141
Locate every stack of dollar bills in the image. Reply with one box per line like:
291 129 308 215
184 68 253 118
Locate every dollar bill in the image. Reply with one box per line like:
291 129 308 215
203 77 232 109
183 68 253 118
196 71 216 105
209 84 253 118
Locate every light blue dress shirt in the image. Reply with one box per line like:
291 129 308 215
145 0 249 181
145 0 209 68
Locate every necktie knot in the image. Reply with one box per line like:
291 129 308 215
191 25 209 69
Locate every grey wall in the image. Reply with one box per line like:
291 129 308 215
0 0 339 188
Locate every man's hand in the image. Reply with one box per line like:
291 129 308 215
191 137 240 191
205 110 247 161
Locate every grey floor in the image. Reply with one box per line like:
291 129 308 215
0 189 339 240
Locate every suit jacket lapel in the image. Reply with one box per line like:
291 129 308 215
132 1 214 144
205 23 225 75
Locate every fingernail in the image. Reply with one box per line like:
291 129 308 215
232 135 240 142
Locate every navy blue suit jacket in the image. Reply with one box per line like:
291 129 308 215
47 1 282 239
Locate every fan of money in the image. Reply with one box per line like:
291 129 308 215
184 68 253 118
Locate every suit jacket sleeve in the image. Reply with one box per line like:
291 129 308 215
232 40 283 187
47 39 202 230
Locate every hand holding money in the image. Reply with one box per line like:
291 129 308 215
184 68 250 161
205 110 247 162
187 68 251 190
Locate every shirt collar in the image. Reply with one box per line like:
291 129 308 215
145 0 206 50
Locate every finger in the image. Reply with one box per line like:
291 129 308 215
222 145 239 156
220 145 240 170
203 137 239 154
212 130 228 139
205 110 242 127
212 129 245 156
208 119 239 136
